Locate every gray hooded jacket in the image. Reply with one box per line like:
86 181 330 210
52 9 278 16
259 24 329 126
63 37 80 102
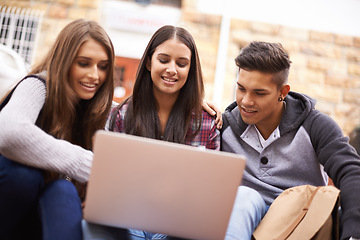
222 91 360 239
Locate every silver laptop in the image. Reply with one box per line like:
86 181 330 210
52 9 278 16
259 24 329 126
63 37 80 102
84 130 246 240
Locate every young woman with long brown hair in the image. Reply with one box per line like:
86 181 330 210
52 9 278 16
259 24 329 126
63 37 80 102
0 19 115 240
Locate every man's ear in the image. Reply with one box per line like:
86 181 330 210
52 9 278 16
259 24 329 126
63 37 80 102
280 84 290 98
146 57 151 71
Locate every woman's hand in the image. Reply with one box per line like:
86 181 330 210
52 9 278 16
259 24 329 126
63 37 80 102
202 100 223 129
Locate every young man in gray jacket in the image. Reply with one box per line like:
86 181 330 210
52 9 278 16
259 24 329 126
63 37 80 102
221 41 360 240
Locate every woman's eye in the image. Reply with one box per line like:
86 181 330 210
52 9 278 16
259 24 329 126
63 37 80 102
159 59 168 64
78 61 88 67
98 64 108 70
177 62 187 68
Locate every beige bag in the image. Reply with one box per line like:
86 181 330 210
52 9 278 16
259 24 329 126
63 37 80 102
252 185 340 240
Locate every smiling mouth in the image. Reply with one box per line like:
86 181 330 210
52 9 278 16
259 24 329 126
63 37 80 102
162 77 177 82
80 82 97 88
242 107 257 113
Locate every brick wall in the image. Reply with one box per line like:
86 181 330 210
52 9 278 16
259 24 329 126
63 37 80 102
0 0 101 66
2 0 359 135
228 19 360 135
179 9 221 102
180 1 360 136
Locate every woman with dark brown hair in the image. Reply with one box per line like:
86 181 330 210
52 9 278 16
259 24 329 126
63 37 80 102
0 19 115 240
83 25 220 240
109 25 219 147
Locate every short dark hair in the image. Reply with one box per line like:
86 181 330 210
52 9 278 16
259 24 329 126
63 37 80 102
235 41 292 88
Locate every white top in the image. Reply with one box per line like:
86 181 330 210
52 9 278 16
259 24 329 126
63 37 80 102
240 125 281 153
0 76 92 183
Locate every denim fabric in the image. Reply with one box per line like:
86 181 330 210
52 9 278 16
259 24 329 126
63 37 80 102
82 186 267 240
225 186 268 240
39 179 83 240
0 155 44 239
0 155 82 240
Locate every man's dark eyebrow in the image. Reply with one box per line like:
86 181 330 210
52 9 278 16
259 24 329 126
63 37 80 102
236 82 268 92
253 89 268 92
236 82 243 87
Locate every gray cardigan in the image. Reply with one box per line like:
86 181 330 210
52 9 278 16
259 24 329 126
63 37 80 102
0 76 92 183
221 91 360 239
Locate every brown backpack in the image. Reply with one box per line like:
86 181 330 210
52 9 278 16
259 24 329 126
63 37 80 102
253 185 340 240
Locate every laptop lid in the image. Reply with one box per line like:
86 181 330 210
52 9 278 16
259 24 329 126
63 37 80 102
84 130 246 240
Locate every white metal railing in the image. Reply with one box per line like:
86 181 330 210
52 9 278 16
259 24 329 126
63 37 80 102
0 6 43 64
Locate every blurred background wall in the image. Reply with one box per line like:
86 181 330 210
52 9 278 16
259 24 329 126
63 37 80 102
1 0 359 136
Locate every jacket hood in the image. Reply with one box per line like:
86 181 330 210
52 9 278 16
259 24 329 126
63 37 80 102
223 91 316 135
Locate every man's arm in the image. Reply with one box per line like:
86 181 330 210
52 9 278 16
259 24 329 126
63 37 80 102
305 110 360 239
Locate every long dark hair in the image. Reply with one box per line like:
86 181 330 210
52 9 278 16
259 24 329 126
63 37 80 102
31 19 115 150
110 25 204 143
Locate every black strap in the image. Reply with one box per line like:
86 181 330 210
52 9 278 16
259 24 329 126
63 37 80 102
0 74 46 111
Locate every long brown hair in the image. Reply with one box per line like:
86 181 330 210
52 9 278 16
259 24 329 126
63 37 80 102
110 25 204 144
31 19 115 150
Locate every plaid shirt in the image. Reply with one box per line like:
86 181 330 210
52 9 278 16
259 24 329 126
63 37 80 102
109 102 220 150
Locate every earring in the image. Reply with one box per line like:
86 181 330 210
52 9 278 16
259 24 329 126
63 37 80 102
278 96 283 102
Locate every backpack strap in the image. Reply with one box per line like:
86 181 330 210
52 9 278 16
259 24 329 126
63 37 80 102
0 74 46 111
